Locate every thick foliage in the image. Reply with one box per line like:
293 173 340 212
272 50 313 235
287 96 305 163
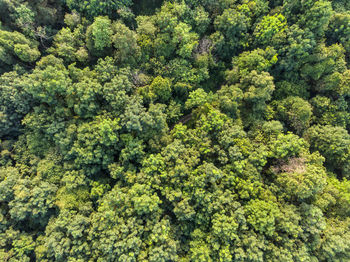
1 0 350 261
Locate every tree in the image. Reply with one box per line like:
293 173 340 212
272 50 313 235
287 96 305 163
0 71 33 138
65 0 133 19
225 48 277 125
283 0 332 38
0 29 40 71
111 21 140 65
0 167 57 230
273 155 327 201
254 14 287 47
49 25 88 63
299 0 333 38
66 64 102 118
245 199 281 237
310 95 350 129
271 24 317 79
275 96 313 134
305 125 350 177
140 76 172 103
317 218 350 261
24 55 70 106
327 12 350 58
86 16 113 55
69 115 121 175
213 8 250 59
35 209 91 261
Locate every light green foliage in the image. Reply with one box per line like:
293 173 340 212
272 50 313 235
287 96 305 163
300 203 326 248
274 155 327 200
310 95 350 128
142 76 172 103
64 11 81 29
49 25 88 63
216 85 243 119
100 68 133 113
270 132 307 159
0 167 57 229
67 64 102 118
228 47 278 78
86 16 112 53
135 1 210 101
323 69 350 97
240 70 275 123
331 0 350 11
192 6 210 35
55 170 91 211
301 0 333 38
35 210 91 261
301 44 347 82
12 3 35 37
0 29 40 69
225 47 277 125
25 55 71 106
0 228 34 261
245 199 281 236
185 88 212 110
88 182 177 261
318 218 350 261
272 24 317 77
317 177 350 217
274 80 310 100
69 115 121 175
254 14 287 46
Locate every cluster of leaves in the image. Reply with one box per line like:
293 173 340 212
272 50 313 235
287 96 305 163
1 0 350 261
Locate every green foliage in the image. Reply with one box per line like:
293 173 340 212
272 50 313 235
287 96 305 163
213 7 250 59
271 24 317 77
0 167 57 229
69 115 121 175
141 76 172 103
295 0 333 38
318 218 350 261
305 125 350 177
0 29 40 70
86 16 113 54
273 155 327 200
225 47 277 125
270 132 307 159
245 199 281 236
275 96 313 134
273 80 310 100
65 0 133 19
327 12 350 56
254 14 287 46
112 21 140 65
49 25 88 63
0 71 33 137
1 0 350 261
24 55 70 106
310 95 350 128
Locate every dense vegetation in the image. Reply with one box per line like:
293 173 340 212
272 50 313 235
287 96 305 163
1 0 350 261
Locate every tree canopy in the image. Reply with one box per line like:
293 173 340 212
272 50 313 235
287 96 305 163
1 0 350 261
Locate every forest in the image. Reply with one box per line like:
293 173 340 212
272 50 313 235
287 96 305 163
0 0 350 261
